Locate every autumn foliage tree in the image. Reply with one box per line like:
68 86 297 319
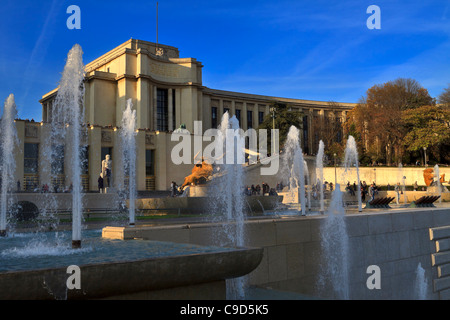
344 78 434 165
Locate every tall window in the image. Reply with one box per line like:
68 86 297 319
235 109 241 126
146 149 155 176
247 110 253 129
157 88 168 131
24 143 39 174
258 111 264 125
303 116 309 154
211 107 218 129
172 89 176 130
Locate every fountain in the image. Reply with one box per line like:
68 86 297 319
282 126 307 215
207 111 247 299
316 140 325 213
120 98 137 225
50 44 86 248
343 136 362 212
304 160 311 212
434 164 442 204
414 262 428 300
0 94 19 237
398 163 407 204
318 183 350 299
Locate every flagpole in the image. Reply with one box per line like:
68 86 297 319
156 2 159 48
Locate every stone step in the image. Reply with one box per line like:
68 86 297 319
432 251 450 266
430 226 450 241
437 264 450 278
434 275 450 292
436 238 450 252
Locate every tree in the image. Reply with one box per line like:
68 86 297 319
311 101 345 159
257 102 304 152
344 78 433 165
438 84 450 107
402 105 450 163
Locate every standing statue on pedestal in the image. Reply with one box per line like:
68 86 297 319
102 154 112 191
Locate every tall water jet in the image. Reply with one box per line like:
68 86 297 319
316 140 325 213
304 160 311 212
208 112 246 299
398 163 407 204
415 263 428 300
318 184 350 299
283 126 307 215
434 164 442 204
51 44 86 248
344 136 362 212
121 99 137 225
0 94 19 237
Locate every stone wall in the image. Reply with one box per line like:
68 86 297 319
104 207 450 299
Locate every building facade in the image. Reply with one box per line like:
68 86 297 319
15 39 356 192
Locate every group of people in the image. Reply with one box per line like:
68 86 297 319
346 180 379 202
244 182 277 196
311 181 334 200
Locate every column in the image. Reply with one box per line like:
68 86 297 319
252 104 258 129
219 99 224 118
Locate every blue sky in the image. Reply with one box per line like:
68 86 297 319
1 0 449 121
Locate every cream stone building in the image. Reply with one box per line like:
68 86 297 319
14 39 356 192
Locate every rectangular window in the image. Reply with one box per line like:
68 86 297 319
258 111 264 125
302 116 309 154
235 109 241 126
211 107 218 129
172 89 176 130
157 88 168 131
247 110 253 129
146 149 155 176
24 143 39 174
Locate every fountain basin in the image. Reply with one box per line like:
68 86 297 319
135 194 283 214
0 230 263 299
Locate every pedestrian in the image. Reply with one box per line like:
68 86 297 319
98 173 104 193
170 181 177 197
414 181 418 191
370 184 376 202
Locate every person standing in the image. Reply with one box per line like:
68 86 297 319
98 173 104 194
395 182 400 204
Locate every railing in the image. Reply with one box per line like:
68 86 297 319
23 174 39 191
146 176 156 190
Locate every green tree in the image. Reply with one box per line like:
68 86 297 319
257 102 304 152
402 105 450 163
